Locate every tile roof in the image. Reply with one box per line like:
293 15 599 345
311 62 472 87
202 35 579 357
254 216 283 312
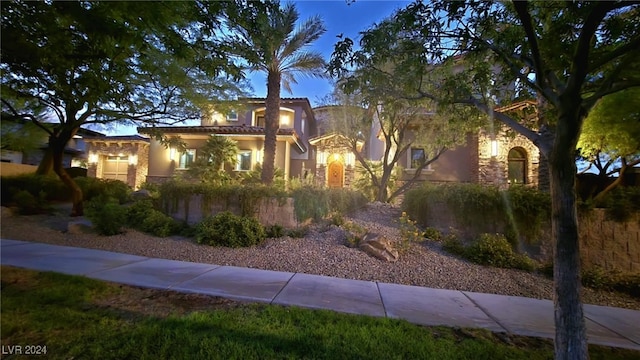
84 135 149 142
137 125 306 152
138 125 296 136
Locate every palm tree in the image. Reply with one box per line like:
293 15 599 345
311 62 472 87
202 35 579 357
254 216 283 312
226 2 326 184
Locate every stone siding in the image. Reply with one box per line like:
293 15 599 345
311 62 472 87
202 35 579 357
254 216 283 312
422 202 640 273
478 127 540 188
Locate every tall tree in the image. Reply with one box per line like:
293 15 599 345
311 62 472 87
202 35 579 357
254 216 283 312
1 0 244 215
224 1 326 184
330 1 640 359
577 88 640 202
323 83 480 203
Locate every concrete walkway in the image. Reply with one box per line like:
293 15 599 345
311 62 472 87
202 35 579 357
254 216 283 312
2 239 639 351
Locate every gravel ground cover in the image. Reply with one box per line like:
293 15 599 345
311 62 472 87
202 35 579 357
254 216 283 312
1 202 638 310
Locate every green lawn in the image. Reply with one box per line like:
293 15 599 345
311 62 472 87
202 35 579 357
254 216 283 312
1 266 637 360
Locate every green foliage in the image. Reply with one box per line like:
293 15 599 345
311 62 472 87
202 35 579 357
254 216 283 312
140 211 177 238
341 221 367 248
75 177 131 204
403 183 551 244
286 227 308 238
85 196 127 236
423 227 443 241
241 163 286 190
184 136 239 184
442 234 466 257
1 174 70 204
12 190 50 215
159 180 287 219
290 186 367 222
577 88 640 169
603 187 640 222
465 234 536 271
195 211 265 248
328 211 345 226
581 267 640 298
265 224 285 238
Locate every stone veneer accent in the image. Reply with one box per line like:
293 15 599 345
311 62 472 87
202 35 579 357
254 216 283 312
477 127 540 188
86 140 149 189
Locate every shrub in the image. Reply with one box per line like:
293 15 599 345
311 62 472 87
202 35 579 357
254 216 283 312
13 190 49 215
125 200 156 227
266 224 285 238
85 196 127 236
423 227 443 241
195 211 265 248
603 187 640 222
76 177 131 204
466 233 535 271
442 234 466 257
286 227 308 238
341 221 367 248
1 174 69 204
139 210 177 237
402 183 550 244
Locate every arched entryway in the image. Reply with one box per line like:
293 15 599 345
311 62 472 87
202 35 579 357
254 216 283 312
508 147 527 185
327 160 344 188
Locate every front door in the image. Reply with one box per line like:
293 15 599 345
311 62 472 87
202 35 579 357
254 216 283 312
327 161 344 188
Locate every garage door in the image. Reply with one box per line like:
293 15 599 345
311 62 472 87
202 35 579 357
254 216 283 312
103 155 128 182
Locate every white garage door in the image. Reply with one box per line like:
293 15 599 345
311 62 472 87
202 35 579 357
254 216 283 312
103 155 128 182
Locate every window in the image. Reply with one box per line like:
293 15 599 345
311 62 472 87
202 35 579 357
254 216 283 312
226 110 238 121
236 150 252 171
178 149 196 169
256 115 265 127
508 148 527 184
410 148 426 169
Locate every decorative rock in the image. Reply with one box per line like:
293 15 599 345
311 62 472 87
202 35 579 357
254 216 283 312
67 218 94 234
1 206 14 217
359 233 399 262
132 189 152 200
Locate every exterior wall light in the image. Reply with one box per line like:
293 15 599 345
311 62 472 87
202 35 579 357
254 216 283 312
491 140 499 157
88 153 99 164
129 155 138 166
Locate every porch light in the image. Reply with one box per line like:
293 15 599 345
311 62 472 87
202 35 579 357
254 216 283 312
88 153 99 164
129 155 138 166
169 147 176 161
491 140 499 157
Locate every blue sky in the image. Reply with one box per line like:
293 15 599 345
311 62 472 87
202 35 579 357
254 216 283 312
248 0 412 105
109 0 411 135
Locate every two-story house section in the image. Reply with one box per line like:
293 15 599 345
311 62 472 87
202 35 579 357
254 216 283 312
138 97 318 184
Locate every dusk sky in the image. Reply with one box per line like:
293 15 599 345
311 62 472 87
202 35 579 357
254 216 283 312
109 0 412 135
248 0 412 105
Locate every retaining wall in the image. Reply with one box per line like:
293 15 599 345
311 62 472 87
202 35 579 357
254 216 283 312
423 203 639 273
167 195 298 228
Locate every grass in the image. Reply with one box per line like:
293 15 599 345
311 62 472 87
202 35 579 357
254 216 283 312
1 266 638 360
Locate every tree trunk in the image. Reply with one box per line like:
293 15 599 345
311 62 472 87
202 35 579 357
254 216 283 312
262 70 281 185
49 134 84 216
36 147 55 175
550 109 588 360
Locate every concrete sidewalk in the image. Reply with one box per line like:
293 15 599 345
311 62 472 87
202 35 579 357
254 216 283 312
2 239 639 351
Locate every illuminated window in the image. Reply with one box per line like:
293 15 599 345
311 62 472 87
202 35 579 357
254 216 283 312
508 148 527 184
236 150 252 171
178 149 196 169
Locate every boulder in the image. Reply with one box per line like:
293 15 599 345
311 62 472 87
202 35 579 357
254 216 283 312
67 218 94 234
359 233 399 262
132 189 153 200
1 206 14 217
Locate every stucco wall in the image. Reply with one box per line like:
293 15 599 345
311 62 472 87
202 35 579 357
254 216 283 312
168 195 298 228
0 163 37 176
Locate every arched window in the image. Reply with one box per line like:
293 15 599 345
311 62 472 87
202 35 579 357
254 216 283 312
508 147 527 185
